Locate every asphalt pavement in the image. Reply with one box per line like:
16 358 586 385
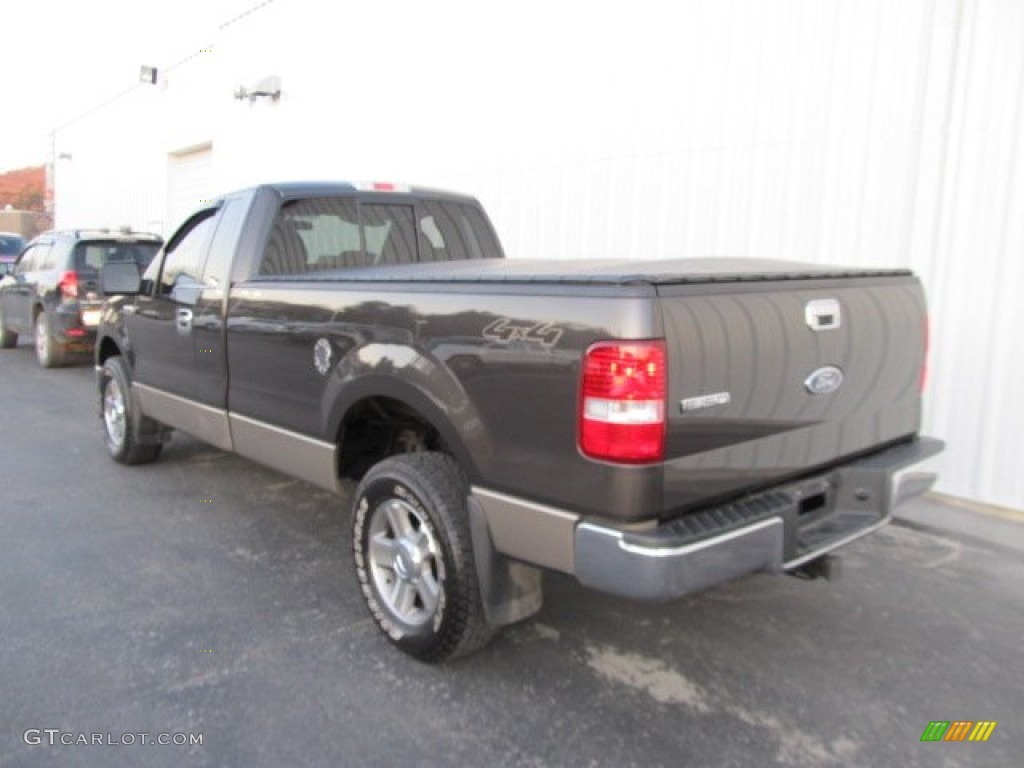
1 342 1021 768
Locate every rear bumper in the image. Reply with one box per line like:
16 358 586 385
472 436 943 602
51 304 99 346
574 437 944 600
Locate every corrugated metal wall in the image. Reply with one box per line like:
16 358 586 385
915 0 1024 510
54 0 1024 509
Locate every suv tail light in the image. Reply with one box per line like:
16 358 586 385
579 340 666 463
58 270 79 300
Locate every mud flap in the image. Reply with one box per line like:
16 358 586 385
467 495 543 626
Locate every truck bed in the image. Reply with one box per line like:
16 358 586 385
239 256 926 524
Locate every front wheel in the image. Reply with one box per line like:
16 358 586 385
352 452 494 662
99 355 162 465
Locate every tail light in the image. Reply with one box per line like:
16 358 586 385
579 340 666 463
58 270 79 300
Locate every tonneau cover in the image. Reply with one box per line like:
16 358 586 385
250 258 910 286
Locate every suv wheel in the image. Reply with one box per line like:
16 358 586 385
0 311 16 349
352 452 494 662
35 311 66 368
99 356 163 465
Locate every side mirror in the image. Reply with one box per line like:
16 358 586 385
100 261 142 295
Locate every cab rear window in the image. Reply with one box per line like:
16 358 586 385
258 196 502 276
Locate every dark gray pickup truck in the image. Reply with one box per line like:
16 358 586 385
96 181 943 661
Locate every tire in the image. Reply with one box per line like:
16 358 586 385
352 452 494 662
99 355 163 465
35 311 66 368
0 311 16 349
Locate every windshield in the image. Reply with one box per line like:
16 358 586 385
0 234 25 256
73 240 161 273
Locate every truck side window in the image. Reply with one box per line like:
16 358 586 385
201 199 245 288
160 210 218 298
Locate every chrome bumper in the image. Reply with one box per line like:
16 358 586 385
576 515 785 601
573 437 944 601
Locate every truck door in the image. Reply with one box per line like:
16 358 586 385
191 191 253 408
128 208 218 413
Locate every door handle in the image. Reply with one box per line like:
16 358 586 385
176 307 193 333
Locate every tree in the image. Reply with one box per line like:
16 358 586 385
0 166 46 211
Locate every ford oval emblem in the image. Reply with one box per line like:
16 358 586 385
805 366 844 395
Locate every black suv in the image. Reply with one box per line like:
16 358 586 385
0 229 162 367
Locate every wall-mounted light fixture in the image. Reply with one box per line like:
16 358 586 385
140 65 159 85
234 75 282 102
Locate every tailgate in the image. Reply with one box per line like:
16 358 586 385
658 275 927 513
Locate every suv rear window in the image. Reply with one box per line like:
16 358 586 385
74 241 161 274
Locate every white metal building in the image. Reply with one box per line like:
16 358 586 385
53 0 1024 511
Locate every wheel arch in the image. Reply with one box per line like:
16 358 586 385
330 375 485 483
95 334 122 366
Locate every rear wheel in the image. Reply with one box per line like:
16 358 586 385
35 311 66 368
0 312 16 349
352 452 494 662
99 355 162 465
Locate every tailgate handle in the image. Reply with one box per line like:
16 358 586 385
806 299 841 331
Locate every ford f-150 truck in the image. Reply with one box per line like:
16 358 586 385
96 181 943 662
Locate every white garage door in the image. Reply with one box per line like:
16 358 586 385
167 144 213 233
